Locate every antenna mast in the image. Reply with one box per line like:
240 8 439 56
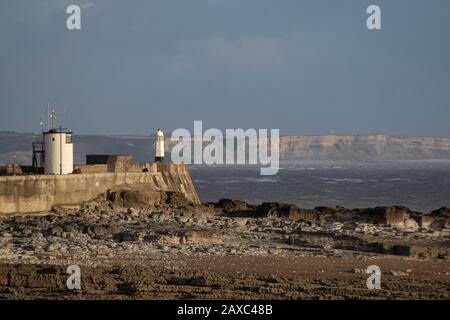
47 104 57 131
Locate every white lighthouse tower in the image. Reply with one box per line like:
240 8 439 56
43 109 74 175
155 128 164 162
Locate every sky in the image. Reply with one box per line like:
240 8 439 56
0 0 449 137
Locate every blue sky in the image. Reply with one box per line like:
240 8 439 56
0 0 449 136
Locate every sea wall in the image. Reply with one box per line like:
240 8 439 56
0 164 200 215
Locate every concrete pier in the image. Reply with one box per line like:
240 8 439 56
0 163 200 215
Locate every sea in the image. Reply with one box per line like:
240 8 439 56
189 160 450 212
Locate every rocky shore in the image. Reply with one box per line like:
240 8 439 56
0 190 449 299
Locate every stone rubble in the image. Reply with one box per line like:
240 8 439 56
0 195 449 268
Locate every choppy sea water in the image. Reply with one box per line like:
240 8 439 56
189 161 450 212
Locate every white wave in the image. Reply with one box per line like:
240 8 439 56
331 178 365 183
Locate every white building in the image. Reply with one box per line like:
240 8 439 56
155 129 164 162
43 129 73 175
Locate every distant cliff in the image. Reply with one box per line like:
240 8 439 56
278 135 450 161
1 132 450 164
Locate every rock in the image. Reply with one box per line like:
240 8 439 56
22 245 35 252
417 215 435 229
180 230 223 244
0 234 12 246
21 228 33 236
256 202 317 221
356 206 420 230
82 224 120 239
215 199 254 212
62 224 76 233
113 232 140 242
45 243 58 252
232 218 248 227
108 189 163 208
390 270 410 277
178 217 189 223
50 226 63 236
428 207 450 230
107 189 193 209
390 244 450 260
404 219 419 231
163 191 193 207
127 207 139 217
430 207 450 218
52 205 81 215
32 232 43 239
352 268 365 274
1 232 12 239
191 204 215 217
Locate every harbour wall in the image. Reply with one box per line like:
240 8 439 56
0 164 200 215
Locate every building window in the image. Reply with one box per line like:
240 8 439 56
66 134 72 144
52 138 55 142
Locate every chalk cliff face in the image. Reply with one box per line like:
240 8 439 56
2 132 450 164
278 135 450 161
165 134 450 161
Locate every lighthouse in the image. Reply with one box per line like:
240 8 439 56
43 109 73 175
155 129 164 162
